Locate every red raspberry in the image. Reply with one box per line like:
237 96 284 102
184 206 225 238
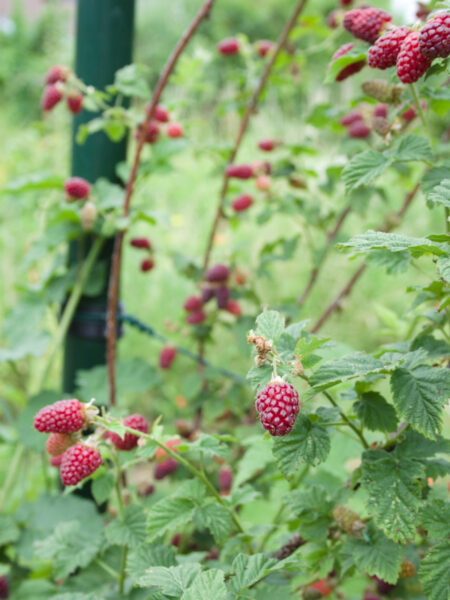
152 104 170 122
374 103 388 118
215 286 230 309
50 455 63 467
45 65 69 84
343 8 392 44
34 399 86 433
255 40 274 57
330 43 366 81
368 26 411 69
258 139 277 151
419 14 450 59
108 414 149 450
225 300 242 316
0 576 8 599
232 194 253 212
397 32 432 83
340 0 353 5
226 164 254 179
310 579 333 597
66 92 83 114
201 287 215 303
166 122 184 138
348 120 371 138
255 379 300 436
60 444 102 486
139 121 160 144
218 467 233 493
159 346 177 369
64 177 90 200
217 37 240 56
205 264 229 282
183 295 203 311
141 258 155 272
41 84 63 111
401 105 417 121
130 237 151 249
46 433 74 456
340 109 363 126
154 458 178 479
186 310 206 324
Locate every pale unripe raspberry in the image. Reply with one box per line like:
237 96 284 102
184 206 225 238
108 414 149 451
46 433 74 456
399 558 416 578
60 444 102 486
159 346 177 369
166 122 184 138
255 175 271 191
155 438 181 461
217 37 240 56
81 201 97 230
65 177 90 200
255 379 300 436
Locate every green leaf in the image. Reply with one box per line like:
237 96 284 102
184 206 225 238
366 248 411 274
137 564 201 595
437 255 450 282
285 485 334 541
5 170 64 193
419 540 450 600
184 434 228 461
428 178 450 208
325 47 367 83
0 297 50 363
195 503 233 544
181 569 227 600
345 525 403 584
105 505 147 546
127 544 177 583
310 352 384 390
391 134 433 163
339 230 447 257
342 150 391 190
255 310 285 343
411 334 450 358
147 497 197 542
295 335 330 360
0 515 20 545
247 364 274 390
273 415 330 475
234 437 273 488
354 392 398 432
91 471 114 505
421 500 450 539
361 450 424 543
113 64 150 98
390 365 450 439
230 553 278 593
422 166 450 194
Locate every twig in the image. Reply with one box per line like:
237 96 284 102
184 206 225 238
106 0 217 406
271 534 306 560
311 182 421 333
202 0 309 272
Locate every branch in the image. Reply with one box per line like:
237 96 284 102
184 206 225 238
311 182 421 333
105 0 217 406
202 0 309 272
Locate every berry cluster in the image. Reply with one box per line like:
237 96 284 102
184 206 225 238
41 65 83 114
217 37 275 58
137 104 184 145
64 177 98 231
129 236 155 273
255 378 300 436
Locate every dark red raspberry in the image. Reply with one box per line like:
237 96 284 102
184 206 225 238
67 92 83 114
205 264 229 282
152 104 170 122
154 458 178 479
141 121 160 144
171 533 182 546
364 595 381 600
34 399 86 433
141 258 155 272
215 286 230 309
348 120 371 138
217 37 240 55
340 0 353 5
46 433 74 456
226 164 254 179
374 103 388 118
330 43 366 81
201 287 215 303
50 455 63 467
258 139 277 151
255 40 274 57
368 26 411 69
232 194 253 212
64 177 90 200
343 8 392 44
373 576 396 595
255 379 300 436
0 576 8 599
218 467 233 493
45 65 69 84
41 84 63 111
108 414 149 451
340 109 363 126
159 346 177 369
60 444 102 486
183 295 203 311
167 122 184 138
419 14 450 59
130 237 151 249
225 300 242 316
401 105 417 121
186 310 206 324
397 32 432 83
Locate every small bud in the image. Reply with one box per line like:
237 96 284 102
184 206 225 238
81 201 97 230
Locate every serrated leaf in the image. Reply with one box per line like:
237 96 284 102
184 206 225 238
91 471 114 505
285 485 334 541
113 64 150 98
182 569 227 600
339 230 446 257
195 502 233 544
310 352 384 390
247 364 275 390
127 544 177 583
234 437 273 488
295 335 330 359
419 540 450 600
366 248 411 274
230 553 278 593
255 310 285 343
0 515 20 545
428 178 450 208
390 365 450 439
273 415 330 475
421 500 450 539
391 134 433 163
137 563 201 595
354 392 398 432
184 434 228 461
342 150 391 190
437 255 450 282
361 450 424 543
411 334 450 358
106 505 147 546
147 497 196 542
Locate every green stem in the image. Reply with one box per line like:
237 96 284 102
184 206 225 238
382 423 410 450
445 207 450 235
95 558 120 581
0 444 24 511
35 236 105 392
321 389 369 449
113 451 128 595
410 83 430 141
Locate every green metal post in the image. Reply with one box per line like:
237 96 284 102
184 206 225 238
63 0 135 395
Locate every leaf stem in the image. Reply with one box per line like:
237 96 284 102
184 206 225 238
321 389 369 449
410 83 430 142
95 558 120 581
0 444 24 511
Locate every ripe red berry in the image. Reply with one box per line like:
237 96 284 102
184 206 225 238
340 109 363 126
373 577 395 595
41 84 63 111
205 264 229 282
215 286 230 309
340 0 353 5
330 43 366 81
0 576 8 599
108 414 149 451
310 579 333 597
155 438 181 461
139 121 160 144
183 295 203 311
218 467 233 493
45 65 69 84
348 120 371 138
166 122 184 138
46 433 74 456
418 14 450 59
64 177 90 200
141 258 155 272
34 399 86 434
232 194 253 212
364 595 382 600
159 346 177 369
153 104 170 122
255 379 300 436
255 175 272 191
50 455 63 467
225 300 242 316
186 310 206 324
130 237 151 250
374 103 388 118
60 444 102 486
217 37 240 56
226 164 254 179
255 40 274 57
154 458 178 479
66 92 83 114
397 32 432 83
343 8 392 44
368 26 411 69
401 105 417 121
258 139 277 151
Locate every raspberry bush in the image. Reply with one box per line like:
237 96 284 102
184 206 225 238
0 1 449 599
